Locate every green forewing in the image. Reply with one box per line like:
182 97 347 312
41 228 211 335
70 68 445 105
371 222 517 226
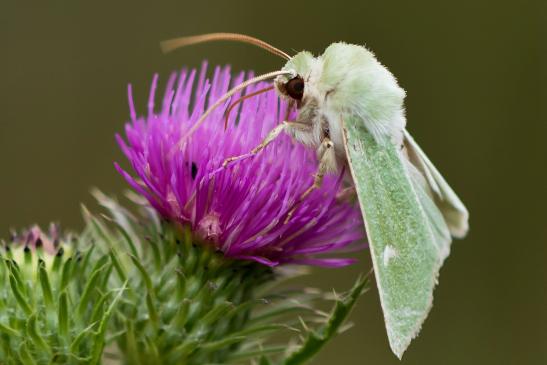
342 116 450 358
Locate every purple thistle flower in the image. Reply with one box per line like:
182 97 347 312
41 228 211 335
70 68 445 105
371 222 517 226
8 223 62 255
115 63 365 267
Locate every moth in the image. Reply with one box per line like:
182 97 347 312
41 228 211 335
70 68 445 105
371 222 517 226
161 33 469 358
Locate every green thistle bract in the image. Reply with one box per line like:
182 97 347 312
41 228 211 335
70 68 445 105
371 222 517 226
0 226 122 364
89 191 368 365
0 196 367 364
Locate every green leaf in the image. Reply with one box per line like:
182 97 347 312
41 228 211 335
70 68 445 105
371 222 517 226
109 248 127 283
199 301 233 327
79 245 97 276
58 291 69 338
201 322 293 355
250 294 324 325
92 189 140 256
26 313 51 353
9 274 32 316
227 346 286 362
145 236 162 271
0 322 20 337
38 260 54 309
169 298 190 328
90 282 127 365
69 322 98 354
200 335 247 352
110 220 139 257
259 356 274 365
228 323 293 339
165 339 199 363
90 291 111 325
24 246 32 266
124 319 141 365
280 275 368 365
59 257 74 292
6 260 24 289
146 292 159 330
77 262 109 318
144 336 161 363
18 342 37 365
51 248 64 273
129 253 154 294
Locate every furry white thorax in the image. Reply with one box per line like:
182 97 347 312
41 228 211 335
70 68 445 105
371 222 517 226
274 43 407 171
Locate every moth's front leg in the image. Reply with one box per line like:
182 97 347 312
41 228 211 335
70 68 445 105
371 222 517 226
221 121 309 168
284 137 336 223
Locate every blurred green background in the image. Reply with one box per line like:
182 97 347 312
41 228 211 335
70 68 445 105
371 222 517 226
2 1 546 364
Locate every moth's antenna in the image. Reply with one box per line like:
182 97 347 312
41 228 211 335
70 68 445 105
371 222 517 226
224 85 275 130
171 70 293 154
160 33 291 60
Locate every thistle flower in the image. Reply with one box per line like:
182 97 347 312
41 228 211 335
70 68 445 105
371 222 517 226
90 192 368 365
0 225 120 364
0 64 368 365
115 63 365 267
8 224 61 258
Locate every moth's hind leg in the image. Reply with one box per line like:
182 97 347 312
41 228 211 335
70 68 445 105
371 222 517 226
284 137 336 224
302 138 336 198
336 186 357 203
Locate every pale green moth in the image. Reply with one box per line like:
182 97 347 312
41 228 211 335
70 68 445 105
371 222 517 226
161 33 469 358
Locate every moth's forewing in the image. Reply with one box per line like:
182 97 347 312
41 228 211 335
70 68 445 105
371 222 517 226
342 116 452 358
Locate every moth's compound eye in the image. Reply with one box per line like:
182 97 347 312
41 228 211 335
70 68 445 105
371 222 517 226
285 76 304 100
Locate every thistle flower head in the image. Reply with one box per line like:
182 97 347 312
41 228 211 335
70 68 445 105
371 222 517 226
8 223 62 255
1 224 118 364
4 224 70 275
116 63 365 267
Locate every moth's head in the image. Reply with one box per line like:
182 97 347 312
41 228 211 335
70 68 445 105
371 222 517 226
159 34 319 133
274 51 316 104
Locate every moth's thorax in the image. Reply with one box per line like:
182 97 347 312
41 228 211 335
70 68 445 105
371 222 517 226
275 52 340 150
275 43 408 147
